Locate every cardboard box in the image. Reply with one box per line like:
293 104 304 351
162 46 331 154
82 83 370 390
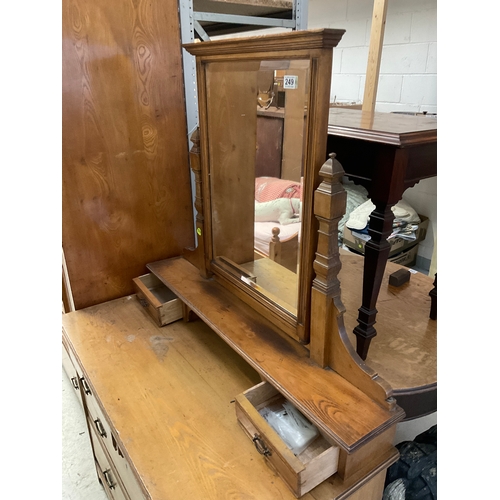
342 215 429 258
388 245 418 268
346 243 419 268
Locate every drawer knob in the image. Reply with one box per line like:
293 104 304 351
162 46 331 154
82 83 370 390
253 434 271 457
138 297 149 308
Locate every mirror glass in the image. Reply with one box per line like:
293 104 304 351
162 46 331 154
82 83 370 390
205 58 310 317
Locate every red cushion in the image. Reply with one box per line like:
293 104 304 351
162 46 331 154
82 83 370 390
255 177 302 202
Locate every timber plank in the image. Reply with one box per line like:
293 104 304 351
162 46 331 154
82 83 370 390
62 0 194 309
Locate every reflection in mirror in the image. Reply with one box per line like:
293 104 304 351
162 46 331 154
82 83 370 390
207 59 310 317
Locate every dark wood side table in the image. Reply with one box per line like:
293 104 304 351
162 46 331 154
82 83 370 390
327 109 437 360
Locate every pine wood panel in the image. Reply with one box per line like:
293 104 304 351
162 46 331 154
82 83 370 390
362 0 388 113
62 297 318 500
62 0 194 309
63 296 398 499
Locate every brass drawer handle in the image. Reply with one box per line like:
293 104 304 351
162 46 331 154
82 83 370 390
103 469 116 490
94 418 107 438
253 434 271 457
112 433 124 458
70 377 79 390
80 377 92 395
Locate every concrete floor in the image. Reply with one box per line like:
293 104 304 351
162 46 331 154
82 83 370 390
62 367 108 500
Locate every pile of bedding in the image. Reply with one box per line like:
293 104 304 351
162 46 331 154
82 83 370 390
255 176 302 203
341 177 421 244
253 176 422 254
254 177 303 256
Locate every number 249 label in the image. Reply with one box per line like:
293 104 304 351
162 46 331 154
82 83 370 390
283 75 298 89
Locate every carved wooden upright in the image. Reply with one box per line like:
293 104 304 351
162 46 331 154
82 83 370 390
310 153 394 411
310 153 346 367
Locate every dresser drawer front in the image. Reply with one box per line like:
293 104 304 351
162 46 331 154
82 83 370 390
235 381 339 497
96 466 128 500
84 387 147 500
90 421 129 500
62 342 84 408
108 434 148 500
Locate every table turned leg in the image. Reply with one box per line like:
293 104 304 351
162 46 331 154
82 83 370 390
429 273 437 320
353 203 394 360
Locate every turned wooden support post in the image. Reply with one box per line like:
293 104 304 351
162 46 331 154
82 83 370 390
269 227 281 262
185 128 211 278
353 203 394 360
310 153 347 367
310 153 395 409
190 129 203 224
352 147 407 361
429 273 437 320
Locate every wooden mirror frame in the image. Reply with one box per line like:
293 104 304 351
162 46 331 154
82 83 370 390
184 29 345 344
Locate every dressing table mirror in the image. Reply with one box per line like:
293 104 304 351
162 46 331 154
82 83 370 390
144 30 407 498
183 29 345 343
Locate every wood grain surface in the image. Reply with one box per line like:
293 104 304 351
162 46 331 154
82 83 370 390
63 296 397 499
339 250 437 393
63 297 314 499
327 108 437 146
62 0 194 309
148 257 404 453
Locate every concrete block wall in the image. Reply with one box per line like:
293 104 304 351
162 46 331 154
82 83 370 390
308 0 437 114
308 0 437 267
212 3 438 268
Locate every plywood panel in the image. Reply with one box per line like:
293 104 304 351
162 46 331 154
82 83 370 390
62 0 194 309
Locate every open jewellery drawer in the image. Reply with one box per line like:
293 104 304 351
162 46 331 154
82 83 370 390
132 273 183 327
235 381 340 497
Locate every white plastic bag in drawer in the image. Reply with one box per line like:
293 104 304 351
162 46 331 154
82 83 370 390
259 400 319 455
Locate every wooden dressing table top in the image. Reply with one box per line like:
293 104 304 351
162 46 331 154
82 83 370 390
63 295 398 500
328 109 437 146
63 298 289 499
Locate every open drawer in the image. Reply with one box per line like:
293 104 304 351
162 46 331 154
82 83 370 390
132 273 183 327
235 381 340 497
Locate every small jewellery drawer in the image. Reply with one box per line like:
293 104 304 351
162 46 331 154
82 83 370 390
235 381 339 498
133 273 183 327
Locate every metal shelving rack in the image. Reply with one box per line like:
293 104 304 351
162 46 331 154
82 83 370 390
178 0 308 237
179 0 308 140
